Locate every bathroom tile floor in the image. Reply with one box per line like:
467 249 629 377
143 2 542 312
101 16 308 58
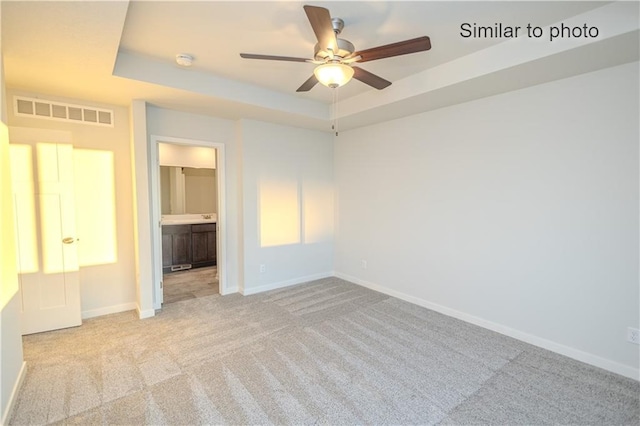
163 266 218 304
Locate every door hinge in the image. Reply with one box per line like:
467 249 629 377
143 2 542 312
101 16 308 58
160 281 163 289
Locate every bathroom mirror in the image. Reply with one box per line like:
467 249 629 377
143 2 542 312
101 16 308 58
160 166 217 215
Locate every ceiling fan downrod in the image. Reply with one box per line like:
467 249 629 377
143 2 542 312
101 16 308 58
332 18 344 35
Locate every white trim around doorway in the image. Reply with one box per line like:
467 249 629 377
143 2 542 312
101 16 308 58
149 135 229 309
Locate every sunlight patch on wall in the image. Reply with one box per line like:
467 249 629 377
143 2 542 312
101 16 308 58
9 144 38 274
302 181 334 244
73 149 118 266
1 122 20 310
259 178 300 247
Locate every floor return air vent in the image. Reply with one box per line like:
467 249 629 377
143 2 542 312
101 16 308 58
170 264 192 272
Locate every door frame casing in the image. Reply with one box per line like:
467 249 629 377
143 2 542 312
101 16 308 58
149 135 228 309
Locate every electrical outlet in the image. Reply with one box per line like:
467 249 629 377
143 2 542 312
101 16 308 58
627 327 640 345
361 260 367 269
259 264 266 273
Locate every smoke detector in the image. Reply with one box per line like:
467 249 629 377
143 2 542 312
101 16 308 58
175 53 194 67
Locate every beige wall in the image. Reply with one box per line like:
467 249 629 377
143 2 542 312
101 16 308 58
160 166 171 214
158 143 215 168
6 89 136 318
160 166 217 215
184 167 217 214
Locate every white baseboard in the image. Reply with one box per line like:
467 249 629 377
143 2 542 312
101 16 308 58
1 361 26 426
241 271 334 296
335 271 640 381
136 306 156 319
220 285 239 296
82 302 138 320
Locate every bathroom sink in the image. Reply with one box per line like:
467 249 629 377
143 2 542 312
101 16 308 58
161 214 216 225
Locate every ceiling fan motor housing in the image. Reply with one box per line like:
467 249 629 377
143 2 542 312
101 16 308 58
314 38 355 61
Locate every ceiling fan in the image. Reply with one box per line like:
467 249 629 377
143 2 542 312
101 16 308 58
239 5 432 92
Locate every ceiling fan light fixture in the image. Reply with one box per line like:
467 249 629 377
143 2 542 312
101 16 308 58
313 63 354 88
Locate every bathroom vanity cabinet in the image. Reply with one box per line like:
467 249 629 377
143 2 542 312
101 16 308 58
191 223 217 268
162 223 216 273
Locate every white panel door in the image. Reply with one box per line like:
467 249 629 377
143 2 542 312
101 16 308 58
10 136 81 335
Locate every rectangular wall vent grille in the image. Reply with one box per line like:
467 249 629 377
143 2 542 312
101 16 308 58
13 96 114 127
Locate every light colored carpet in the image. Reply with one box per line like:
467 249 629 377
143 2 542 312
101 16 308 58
163 266 218 304
9 277 640 425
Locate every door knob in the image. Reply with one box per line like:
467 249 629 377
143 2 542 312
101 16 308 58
62 237 75 244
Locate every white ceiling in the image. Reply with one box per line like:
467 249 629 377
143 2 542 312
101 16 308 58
2 1 638 131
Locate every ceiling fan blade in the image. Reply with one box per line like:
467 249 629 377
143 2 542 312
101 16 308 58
354 36 432 63
296 74 319 92
342 55 362 64
240 53 309 62
303 5 338 53
352 66 391 90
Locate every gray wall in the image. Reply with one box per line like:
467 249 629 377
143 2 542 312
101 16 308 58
7 89 136 318
334 62 640 377
146 109 334 294
240 119 334 293
0 14 25 419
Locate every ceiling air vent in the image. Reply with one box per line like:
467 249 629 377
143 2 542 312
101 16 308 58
13 96 114 127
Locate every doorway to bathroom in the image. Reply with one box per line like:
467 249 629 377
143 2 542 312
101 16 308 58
149 135 227 309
